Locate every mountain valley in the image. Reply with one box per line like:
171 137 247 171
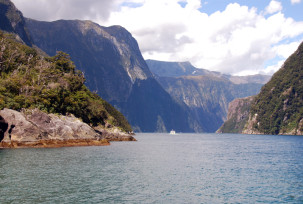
1 0 291 134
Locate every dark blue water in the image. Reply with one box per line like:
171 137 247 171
1 133 303 203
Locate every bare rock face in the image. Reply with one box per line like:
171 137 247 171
217 96 255 133
0 108 100 142
0 109 40 142
226 97 254 122
0 108 129 148
25 19 152 103
27 109 101 140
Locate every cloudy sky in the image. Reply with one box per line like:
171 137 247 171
12 0 303 75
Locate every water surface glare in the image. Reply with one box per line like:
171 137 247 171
1 133 303 203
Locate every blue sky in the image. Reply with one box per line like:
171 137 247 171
199 0 303 21
11 0 303 75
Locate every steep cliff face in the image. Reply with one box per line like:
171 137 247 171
217 96 254 133
26 19 152 103
0 0 32 46
120 78 195 132
25 19 195 132
243 42 303 135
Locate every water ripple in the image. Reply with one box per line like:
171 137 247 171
1 133 303 203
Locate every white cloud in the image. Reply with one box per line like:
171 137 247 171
11 0 120 21
291 0 301 4
273 41 302 58
10 0 303 76
262 60 285 75
186 0 202 10
234 41 302 76
265 0 283 14
104 1 303 75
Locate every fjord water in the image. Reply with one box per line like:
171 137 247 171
1 134 303 203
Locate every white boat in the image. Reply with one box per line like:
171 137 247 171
170 130 176 134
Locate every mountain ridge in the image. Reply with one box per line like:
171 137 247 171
0 0 32 46
25 18 196 132
146 59 271 84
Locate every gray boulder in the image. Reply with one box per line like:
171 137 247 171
0 108 101 143
0 108 135 148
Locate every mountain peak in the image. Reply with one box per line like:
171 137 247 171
0 0 13 6
0 0 32 46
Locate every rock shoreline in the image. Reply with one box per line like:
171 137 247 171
0 138 110 148
0 108 136 149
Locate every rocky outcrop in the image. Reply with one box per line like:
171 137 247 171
94 126 136 142
0 108 135 148
226 97 255 123
217 96 254 133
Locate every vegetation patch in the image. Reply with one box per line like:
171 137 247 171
248 42 303 134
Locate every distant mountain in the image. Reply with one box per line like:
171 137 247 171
242 41 303 135
227 75 271 85
0 0 32 46
147 60 267 132
146 60 271 84
25 19 196 132
146 60 218 77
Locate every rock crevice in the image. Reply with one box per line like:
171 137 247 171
0 115 8 142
